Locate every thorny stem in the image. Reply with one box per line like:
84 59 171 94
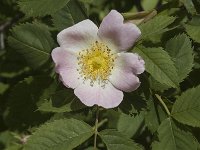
94 106 99 150
155 94 171 116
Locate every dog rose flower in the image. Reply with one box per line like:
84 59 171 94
51 10 145 108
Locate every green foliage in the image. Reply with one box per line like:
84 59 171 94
139 14 176 42
148 33 194 91
142 0 159 11
145 99 167 133
18 0 70 17
134 46 179 88
52 0 88 31
1 0 200 149
171 85 200 127
4 76 54 130
165 33 194 82
24 118 94 150
152 118 198 150
118 93 147 115
38 89 86 113
8 23 55 69
106 110 145 138
184 15 200 43
0 131 19 149
180 0 196 14
149 76 170 91
116 113 145 138
99 129 143 150
0 50 28 78
0 83 9 95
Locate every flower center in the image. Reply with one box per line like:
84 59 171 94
77 41 116 86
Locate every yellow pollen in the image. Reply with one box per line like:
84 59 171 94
77 41 116 85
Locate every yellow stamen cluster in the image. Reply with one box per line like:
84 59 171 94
77 41 116 86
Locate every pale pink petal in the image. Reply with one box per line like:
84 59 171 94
58 69 81 89
115 53 145 75
57 19 98 53
58 75 69 88
74 81 123 108
109 68 140 92
51 47 81 89
109 53 143 92
98 10 141 52
51 47 77 72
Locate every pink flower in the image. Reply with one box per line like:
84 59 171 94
51 10 145 109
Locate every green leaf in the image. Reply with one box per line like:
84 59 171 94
0 131 18 148
142 0 159 11
149 76 170 91
38 89 86 113
139 14 176 41
4 76 54 130
52 0 88 30
145 99 167 133
152 118 197 150
0 49 28 78
18 0 70 17
186 27 200 43
149 33 194 91
134 46 179 88
165 34 194 82
0 83 9 95
184 15 200 43
5 144 22 150
118 93 147 115
180 0 196 14
106 110 145 138
24 118 94 150
171 85 200 127
99 129 143 150
8 23 54 69
117 112 145 138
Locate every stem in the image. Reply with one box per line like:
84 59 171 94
97 118 108 128
155 94 170 116
0 32 4 50
94 106 99 150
